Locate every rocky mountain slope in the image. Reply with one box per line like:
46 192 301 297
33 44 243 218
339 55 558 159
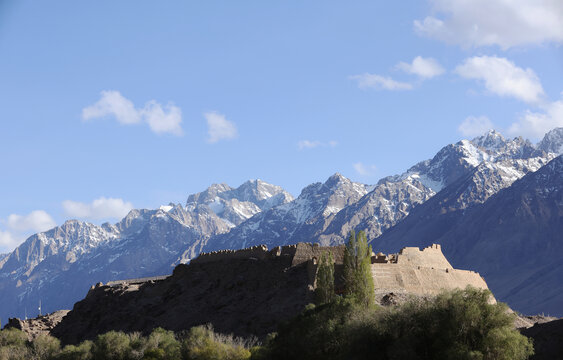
0 180 292 322
0 128 561 322
376 155 563 316
210 130 556 250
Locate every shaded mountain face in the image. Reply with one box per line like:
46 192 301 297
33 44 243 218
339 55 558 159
376 156 563 316
0 181 292 322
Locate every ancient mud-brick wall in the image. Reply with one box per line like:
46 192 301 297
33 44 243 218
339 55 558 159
190 245 271 264
181 242 490 301
370 244 491 300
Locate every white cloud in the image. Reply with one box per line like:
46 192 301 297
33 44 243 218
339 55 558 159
414 0 563 49
298 140 338 150
82 90 141 125
349 73 413 91
204 112 238 143
62 197 134 220
0 230 19 252
0 210 57 252
509 97 563 139
353 162 377 176
455 56 545 104
7 210 56 233
396 56 445 78
458 116 495 137
142 101 183 136
82 90 183 136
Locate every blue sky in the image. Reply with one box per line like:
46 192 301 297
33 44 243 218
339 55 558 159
0 1 562 252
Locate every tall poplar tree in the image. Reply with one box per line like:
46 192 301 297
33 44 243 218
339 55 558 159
315 251 335 305
343 230 375 307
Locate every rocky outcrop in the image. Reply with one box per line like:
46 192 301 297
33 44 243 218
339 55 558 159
4 310 69 341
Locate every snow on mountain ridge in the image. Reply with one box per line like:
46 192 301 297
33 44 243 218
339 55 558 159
537 127 563 155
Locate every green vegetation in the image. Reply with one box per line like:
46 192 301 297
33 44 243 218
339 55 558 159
343 230 375 307
0 286 533 359
0 325 254 360
264 286 534 360
314 251 335 305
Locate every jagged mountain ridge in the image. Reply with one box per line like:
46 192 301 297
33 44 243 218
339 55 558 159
537 127 563 155
0 128 561 322
376 155 563 316
209 129 559 250
0 180 292 321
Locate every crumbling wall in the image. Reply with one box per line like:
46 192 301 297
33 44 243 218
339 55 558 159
190 245 270 264
396 244 453 269
108 242 490 304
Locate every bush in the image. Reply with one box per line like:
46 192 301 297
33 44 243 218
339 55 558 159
265 287 534 360
56 340 93 360
143 328 180 360
91 331 132 360
181 324 252 360
347 287 534 360
31 334 61 359
267 297 370 360
0 328 30 360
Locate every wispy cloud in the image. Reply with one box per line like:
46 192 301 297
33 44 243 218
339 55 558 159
349 73 413 91
82 90 183 136
396 56 445 79
204 112 238 143
353 162 377 176
458 116 495 137
414 0 563 49
298 140 338 150
455 56 545 104
62 197 134 220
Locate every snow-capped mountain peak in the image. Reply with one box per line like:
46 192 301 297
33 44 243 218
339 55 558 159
470 129 507 152
537 127 563 155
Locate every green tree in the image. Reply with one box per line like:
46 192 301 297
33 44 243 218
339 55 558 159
31 334 61 359
315 251 335 305
92 331 132 360
180 324 251 360
0 328 30 360
143 328 181 360
342 230 375 307
56 340 93 360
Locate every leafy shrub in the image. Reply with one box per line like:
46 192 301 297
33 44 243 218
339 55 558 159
143 328 180 360
0 328 30 360
266 287 534 360
31 334 61 359
91 331 132 360
181 324 252 360
56 340 93 360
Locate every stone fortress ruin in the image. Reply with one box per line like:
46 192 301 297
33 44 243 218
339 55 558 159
8 242 494 342
191 242 491 303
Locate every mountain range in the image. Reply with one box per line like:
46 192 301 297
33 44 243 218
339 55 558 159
0 128 561 322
